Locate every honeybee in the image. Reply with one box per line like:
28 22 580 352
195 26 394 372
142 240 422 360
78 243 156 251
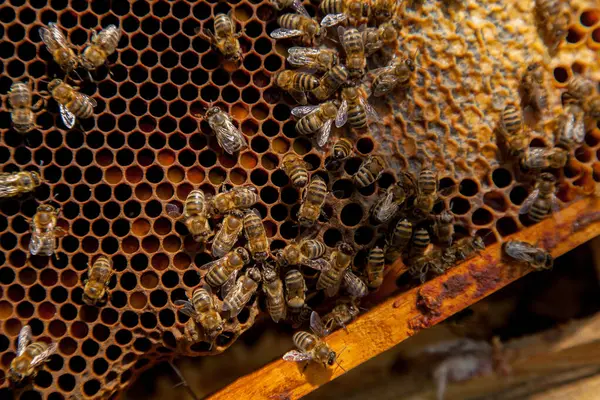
285 269 307 309
203 106 247 155
274 69 320 105
287 47 339 72
371 184 407 224
414 169 438 214
7 81 44 133
326 138 353 169
212 210 244 258
445 235 485 263
588 97 600 120
336 86 379 130
38 22 78 75
362 20 402 57
0 171 42 198
175 284 224 342
503 240 553 270
385 218 412 262
9 326 57 383
201 247 251 289
409 250 448 282
29 204 64 257
45 79 97 129
281 153 311 188
410 227 430 258
519 172 559 223
269 0 310 16
271 14 322 45
535 0 570 49
312 64 349 101
521 63 547 114
320 0 371 27
500 104 528 157
322 300 360 332
370 55 416 97
204 13 242 63
244 209 270 261
82 255 113 305
313 242 366 298
338 27 366 79
275 239 327 267
298 175 328 227
289 304 312 328
79 24 121 75
372 0 402 23
209 185 258 216
353 155 386 188
366 246 385 289
563 76 600 119
520 147 568 170
283 311 339 367
168 189 213 243
292 101 339 147
433 210 455 246
222 266 262 318
263 264 287 323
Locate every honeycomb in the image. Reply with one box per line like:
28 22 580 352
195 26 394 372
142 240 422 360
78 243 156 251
0 0 598 399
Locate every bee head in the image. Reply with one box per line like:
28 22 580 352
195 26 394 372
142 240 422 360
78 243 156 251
9 368 23 382
327 351 336 366
236 247 251 264
30 171 41 186
205 107 221 118
338 242 354 255
544 254 554 269
47 79 63 93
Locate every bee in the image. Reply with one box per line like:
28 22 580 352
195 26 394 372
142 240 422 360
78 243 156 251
372 0 402 23
500 104 528 157
503 240 553 270
222 266 262 318
313 242 365 298
320 0 371 27
44 79 97 129
312 64 349 101
353 155 386 188
168 189 213 243
281 153 311 189
289 304 313 328
9 326 57 383
205 13 242 63
338 27 366 79
519 172 559 223
201 247 251 289
244 209 270 261
414 169 438 214
336 86 379 130
203 106 247 155
269 0 310 16
521 63 548 114
79 24 121 76
263 264 287 323
366 246 385 289
535 0 570 49
370 54 415 97
7 81 44 133
410 227 430 258
322 300 360 332
287 47 339 72
433 210 455 246
271 14 322 45
175 284 224 343
0 171 42 198
298 175 328 227
38 22 78 75
371 184 407 224
283 311 338 367
275 239 327 267
362 19 402 57
589 96 600 120
292 100 339 147
274 69 320 105
212 210 244 258
209 185 258 216
82 255 113 306
445 235 485 263
563 76 600 119
385 218 413 262
520 147 568 170
29 204 64 258
327 138 353 166
285 269 307 309
409 249 448 282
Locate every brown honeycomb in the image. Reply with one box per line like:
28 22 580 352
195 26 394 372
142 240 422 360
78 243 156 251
0 0 598 399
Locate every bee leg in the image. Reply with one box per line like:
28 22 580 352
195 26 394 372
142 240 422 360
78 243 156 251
302 362 309 373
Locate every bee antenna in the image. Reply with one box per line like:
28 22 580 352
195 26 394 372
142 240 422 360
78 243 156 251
168 360 200 400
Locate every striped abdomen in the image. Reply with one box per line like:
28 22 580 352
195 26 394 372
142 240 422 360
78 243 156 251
332 138 352 160
285 269 305 308
89 256 112 282
293 72 319 91
9 82 31 108
418 170 437 195
296 112 325 136
502 105 522 136
184 190 206 217
192 287 214 313
391 219 412 247
69 94 95 119
300 240 326 259
305 177 327 207
347 104 367 129
25 342 48 359
278 14 305 30
367 247 385 288
317 258 343 291
319 0 343 14
411 228 430 256
313 65 348 100
233 189 258 208
214 14 235 37
354 164 376 187
528 198 551 222
265 280 286 322
293 331 318 352
288 162 309 188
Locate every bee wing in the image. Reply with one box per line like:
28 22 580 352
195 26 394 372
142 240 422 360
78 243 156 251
550 195 561 214
518 188 540 215
325 277 342 298
39 23 68 51
290 91 308 105
372 74 399 97
321 13 347 28
59 104 76 129
215 119 246 155
316 119 333 148
288 47 318 67
30 343 58 368
301 257 331 271
335 100 348 128
290 0 310 17
505 242 538 263
226 288 255 318
337 25 347 42
221 269 239 299
570 113 586 144
360 98 380 122
174 300 199 318
166 203 183 218
17 325 32 356
343 270 368 298
291 105 319 118
283 350 313 362
374 191 398 222
270 28 304 39
96 25 121 49
310 311 330 337
198 257 221 271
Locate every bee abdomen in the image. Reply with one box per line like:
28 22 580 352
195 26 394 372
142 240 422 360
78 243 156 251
293 331 316 351
70 95 95 119
301 240 326 259
306 177 327 205
419 170 437 195
278 14 302 29
214 14 234 36
412 228 430 255
319 0 343 14
317 269 339 290
528 202 549 222
184 190 206 216
332 138 352 159
347 105 367 129
289 164 309 187
502 105 522 135
27 342 48 357
296 115 321 136
294 73 319 91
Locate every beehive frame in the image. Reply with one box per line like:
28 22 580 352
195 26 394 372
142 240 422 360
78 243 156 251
0 0 599 399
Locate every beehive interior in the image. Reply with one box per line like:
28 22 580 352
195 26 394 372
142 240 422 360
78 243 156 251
0 0 599 399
